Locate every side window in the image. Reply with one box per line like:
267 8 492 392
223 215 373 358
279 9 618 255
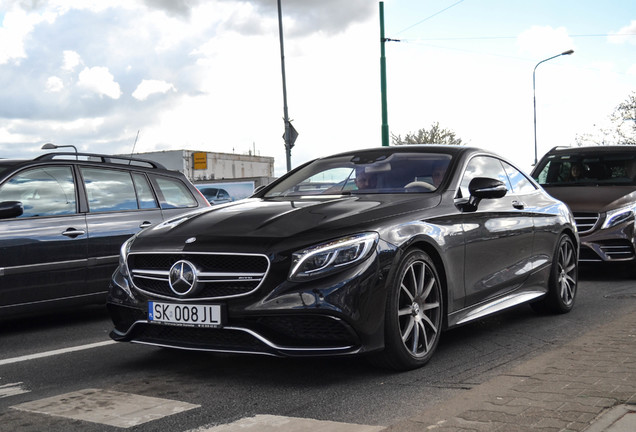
502 161 537 195
460 156 511 198
0 166 76 217
81 167 138 212
152 176 198 208
132 173 158 209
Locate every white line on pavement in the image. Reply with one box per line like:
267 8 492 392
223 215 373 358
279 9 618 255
0 340 117 366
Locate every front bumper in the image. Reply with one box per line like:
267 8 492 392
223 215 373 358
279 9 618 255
107 249 392 357
578 219 635 262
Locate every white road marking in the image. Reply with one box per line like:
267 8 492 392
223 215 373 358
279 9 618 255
0 382 29 398
190 415 386 432
11 388 199 428
0 340 116 366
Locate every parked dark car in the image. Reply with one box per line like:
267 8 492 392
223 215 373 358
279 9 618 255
196 186 232 205
0 152 209 318
108 146 578 370
531 145 636 264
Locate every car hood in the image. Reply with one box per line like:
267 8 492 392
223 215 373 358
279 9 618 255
135 195 440 251
542 186 636 213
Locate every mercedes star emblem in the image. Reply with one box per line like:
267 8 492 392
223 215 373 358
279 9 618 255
168 260 199 296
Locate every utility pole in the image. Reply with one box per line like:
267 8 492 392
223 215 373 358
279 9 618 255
379 2 389 146
277 0 296 172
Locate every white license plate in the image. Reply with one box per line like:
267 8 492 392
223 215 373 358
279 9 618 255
148 302 222 328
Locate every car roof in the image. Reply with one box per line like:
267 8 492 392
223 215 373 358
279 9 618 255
0 152 181 182
543 145 636 156
317 145 483 161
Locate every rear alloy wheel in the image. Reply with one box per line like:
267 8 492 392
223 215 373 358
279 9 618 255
378 249 443 371
532 234 578 314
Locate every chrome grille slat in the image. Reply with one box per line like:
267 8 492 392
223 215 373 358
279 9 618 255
599 245 634 259
127 252 270 300
573 212 599 234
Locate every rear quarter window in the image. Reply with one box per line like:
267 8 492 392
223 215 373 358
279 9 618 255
152 175 198 208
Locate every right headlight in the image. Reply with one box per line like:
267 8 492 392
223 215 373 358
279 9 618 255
288 232 379 282
602 203 636 229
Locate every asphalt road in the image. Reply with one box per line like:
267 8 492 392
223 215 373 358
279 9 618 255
0 264 634 432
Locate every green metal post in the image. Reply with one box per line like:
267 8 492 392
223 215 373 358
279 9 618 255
380 2 389 146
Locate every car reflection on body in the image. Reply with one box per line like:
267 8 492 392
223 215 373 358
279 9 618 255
108 145 579 371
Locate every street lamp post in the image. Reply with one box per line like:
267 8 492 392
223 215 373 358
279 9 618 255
41 143 79 159
533 49 574 165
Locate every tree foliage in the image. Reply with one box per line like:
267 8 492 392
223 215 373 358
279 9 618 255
576 92 636 146
391 122 463 146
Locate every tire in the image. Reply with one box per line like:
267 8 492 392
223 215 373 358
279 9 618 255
531 234 578 314
373 249 443 371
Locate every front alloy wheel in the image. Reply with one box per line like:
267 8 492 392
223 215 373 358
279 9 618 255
377 249 443 371
532 234 577 314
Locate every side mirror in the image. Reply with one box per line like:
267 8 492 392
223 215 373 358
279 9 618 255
462 177 507 212
468 177 507 199
0 201 24 219
252 184 267 195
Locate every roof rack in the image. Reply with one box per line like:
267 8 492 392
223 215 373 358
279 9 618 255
35 152 166 169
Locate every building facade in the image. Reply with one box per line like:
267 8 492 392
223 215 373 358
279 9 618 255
131 150 276 187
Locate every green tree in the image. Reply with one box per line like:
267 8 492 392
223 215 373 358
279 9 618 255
576 92 636 146
391 122 463 146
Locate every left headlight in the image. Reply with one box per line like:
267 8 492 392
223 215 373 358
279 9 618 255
602 203 636 229
288 232 379 282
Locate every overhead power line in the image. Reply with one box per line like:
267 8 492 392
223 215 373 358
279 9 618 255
396 32 636 42
395 0 466 35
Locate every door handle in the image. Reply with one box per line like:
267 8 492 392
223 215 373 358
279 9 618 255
62 228 86 238
512 200 525 210
139 221 152 229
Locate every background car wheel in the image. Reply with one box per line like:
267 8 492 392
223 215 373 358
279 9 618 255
373 249 443 371
531 234 578 314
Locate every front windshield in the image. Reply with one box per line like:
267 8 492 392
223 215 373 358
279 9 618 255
265 152 452 198
533 152 636 186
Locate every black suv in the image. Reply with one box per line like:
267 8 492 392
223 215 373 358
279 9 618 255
0 152 209 318
531 145 636 264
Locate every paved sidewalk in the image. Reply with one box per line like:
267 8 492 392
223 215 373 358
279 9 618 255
385 301 636 432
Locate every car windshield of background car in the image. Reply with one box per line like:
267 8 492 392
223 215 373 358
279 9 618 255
533 152 636 187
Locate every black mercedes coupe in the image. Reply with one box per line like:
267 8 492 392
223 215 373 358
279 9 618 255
108 145 579 370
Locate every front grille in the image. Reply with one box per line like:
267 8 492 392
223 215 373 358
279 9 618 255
131 324 273 353
127 252 270 300
242 315 358 347
573 212 599 234
599 241 635 260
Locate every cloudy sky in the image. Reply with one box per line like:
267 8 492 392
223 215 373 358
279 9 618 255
1 0 635 175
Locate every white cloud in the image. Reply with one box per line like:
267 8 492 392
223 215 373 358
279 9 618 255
517 25 575 57
46 76 64 92
0 9 40 64
62 50 82 71
78 66 122 99
132 79 177 100
608 20 636 45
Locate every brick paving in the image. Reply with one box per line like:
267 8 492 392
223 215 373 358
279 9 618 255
385 301 636 432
